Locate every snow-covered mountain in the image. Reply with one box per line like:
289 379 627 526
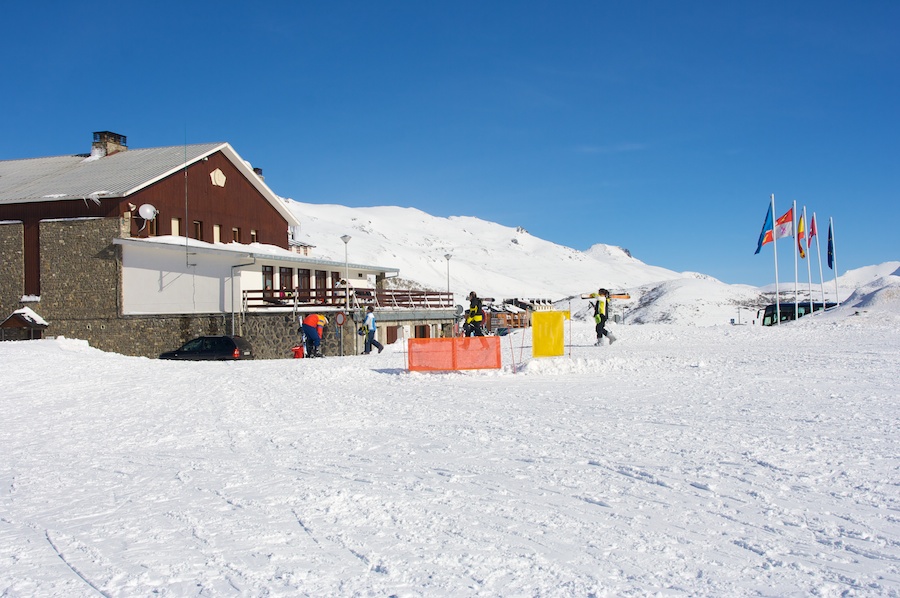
287 200 684 297
286 200 898 326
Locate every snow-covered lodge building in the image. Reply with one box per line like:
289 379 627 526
0 132 453 357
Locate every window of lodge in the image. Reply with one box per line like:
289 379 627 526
263 266 274 297
279 267 293 295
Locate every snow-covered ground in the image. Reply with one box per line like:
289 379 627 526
3 291 899 595
3 200 898 595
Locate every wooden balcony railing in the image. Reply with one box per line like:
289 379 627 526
489 312 530 329
242 288 454 312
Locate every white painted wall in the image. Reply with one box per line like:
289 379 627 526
118 239 392 316
120 244 244 315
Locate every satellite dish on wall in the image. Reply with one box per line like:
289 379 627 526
137 204 158 233
138 204 158 220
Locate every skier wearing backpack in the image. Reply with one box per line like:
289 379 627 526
362 306 383 354
590 289 616 346
464 291 486 337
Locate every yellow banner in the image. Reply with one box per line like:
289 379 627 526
532 311 569 357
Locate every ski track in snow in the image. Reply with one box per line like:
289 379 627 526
1 314 899 596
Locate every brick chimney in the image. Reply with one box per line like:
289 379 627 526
91 131 127 157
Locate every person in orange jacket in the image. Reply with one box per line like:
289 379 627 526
301 313 328 357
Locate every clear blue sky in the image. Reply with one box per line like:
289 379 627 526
3 1 897 286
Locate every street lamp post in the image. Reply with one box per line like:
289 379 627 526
444 253 452 336
341 235 351 356
444 253 452 300
341 235 351 310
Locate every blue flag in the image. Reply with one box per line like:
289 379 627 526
755 204 773 255
827 222 834 270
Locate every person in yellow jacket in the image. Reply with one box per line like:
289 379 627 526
590 289 616 346
464 291 486 337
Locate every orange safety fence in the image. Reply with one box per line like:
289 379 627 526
407 337 502 371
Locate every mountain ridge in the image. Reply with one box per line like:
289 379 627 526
285 199 898 326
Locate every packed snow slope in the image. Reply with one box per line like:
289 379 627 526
2 287 900 596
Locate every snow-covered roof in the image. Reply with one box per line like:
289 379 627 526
0 142 300 227
13 306 48 326
1 306 49 329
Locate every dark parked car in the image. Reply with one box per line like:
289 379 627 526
159 335 254 361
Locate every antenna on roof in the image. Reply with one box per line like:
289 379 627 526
183 126 196 267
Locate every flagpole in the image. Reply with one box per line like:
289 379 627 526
830 217 840 306
771 194 781 323
803 206 813 313
813 212 826 305
792 200 798 319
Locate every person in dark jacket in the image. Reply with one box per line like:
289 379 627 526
465 291 486 337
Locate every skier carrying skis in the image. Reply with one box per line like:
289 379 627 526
590 289 616 346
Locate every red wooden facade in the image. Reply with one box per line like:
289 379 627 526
0 149 292 296
126 150 289 245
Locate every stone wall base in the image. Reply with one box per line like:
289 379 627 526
29 312 415 360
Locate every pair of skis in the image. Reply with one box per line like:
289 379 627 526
580 292 631 299
582 292 623 347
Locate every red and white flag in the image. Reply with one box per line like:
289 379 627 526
773 207 794 240
759 207 794 246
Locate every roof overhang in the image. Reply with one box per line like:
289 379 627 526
114 236 399 277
